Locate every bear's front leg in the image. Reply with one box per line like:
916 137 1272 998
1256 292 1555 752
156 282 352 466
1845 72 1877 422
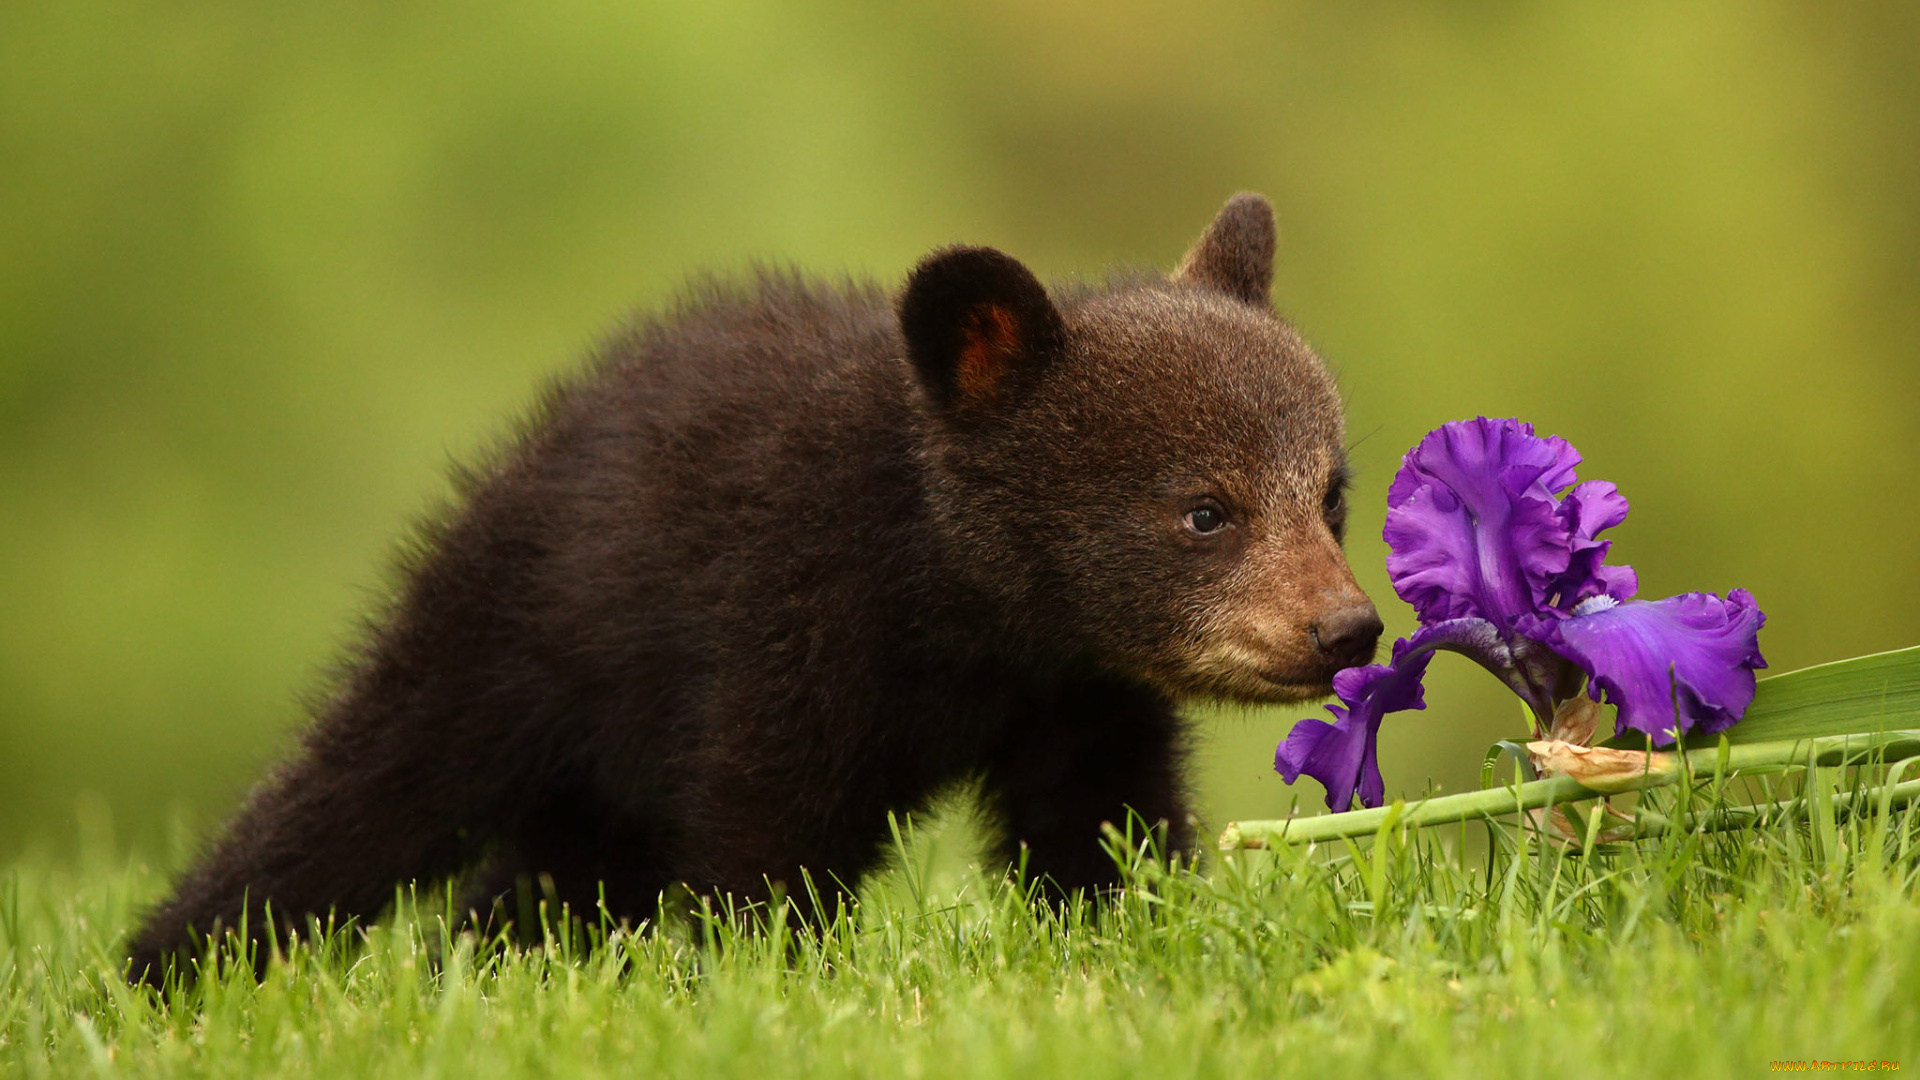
982 681 1194 895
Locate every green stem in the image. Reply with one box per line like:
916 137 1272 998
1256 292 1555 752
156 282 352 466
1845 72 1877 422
1630 776 1920 838
1219 729 1920 849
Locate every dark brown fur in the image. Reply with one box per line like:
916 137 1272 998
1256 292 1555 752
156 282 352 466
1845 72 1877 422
127 194 1380 983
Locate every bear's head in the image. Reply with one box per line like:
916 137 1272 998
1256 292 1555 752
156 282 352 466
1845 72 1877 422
901 193 1381 704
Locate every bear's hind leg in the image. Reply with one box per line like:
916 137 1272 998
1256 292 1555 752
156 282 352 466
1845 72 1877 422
126 715 520 986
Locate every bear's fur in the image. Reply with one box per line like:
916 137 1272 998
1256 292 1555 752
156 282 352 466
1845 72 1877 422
128 193 1381 983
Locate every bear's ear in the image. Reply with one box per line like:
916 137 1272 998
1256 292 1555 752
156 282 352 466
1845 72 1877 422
1173 192 1276 306
899 245 1065 415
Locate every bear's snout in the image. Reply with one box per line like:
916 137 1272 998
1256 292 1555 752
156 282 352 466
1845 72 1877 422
1309 602 1384 671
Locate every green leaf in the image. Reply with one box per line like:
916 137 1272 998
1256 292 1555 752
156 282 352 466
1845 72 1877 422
1603 644 1920 750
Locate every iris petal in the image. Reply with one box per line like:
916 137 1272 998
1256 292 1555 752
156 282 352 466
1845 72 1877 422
1383 418 1583 633
1547 480 1638 610
1547 589 1768 745
1276 648 1432 811
1276 618 1566 809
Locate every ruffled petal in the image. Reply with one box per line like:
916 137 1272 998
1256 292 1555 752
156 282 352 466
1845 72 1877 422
1275 618 1563 810
1546 480 1638 610
1276 651 1432 811
1383 418 1583 633
1547 590 1768 745
1560 479 1631 537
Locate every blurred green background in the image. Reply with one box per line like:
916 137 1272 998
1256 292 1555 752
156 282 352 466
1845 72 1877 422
3 1 1916 859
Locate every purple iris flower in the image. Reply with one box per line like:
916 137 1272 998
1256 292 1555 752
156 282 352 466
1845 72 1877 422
1277 417 1767 812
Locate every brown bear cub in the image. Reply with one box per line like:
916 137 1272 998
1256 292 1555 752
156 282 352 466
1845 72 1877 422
128 193 1381 983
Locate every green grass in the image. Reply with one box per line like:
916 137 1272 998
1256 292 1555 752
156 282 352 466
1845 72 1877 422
5 791 1919 1079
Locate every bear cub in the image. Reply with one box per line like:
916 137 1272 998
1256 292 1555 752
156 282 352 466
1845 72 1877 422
129 193 1382 982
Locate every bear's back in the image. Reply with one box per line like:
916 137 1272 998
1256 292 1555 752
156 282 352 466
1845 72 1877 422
456 272 937 704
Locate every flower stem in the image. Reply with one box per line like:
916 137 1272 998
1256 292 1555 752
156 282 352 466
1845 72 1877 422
1629 776 1920 838
1220 729 1920 849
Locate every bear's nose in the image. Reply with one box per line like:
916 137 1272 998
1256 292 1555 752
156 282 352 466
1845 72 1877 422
1310 603 1384 669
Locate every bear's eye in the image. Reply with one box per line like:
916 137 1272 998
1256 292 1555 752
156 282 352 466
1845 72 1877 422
1322 470 1350 541
1183 501 1230 537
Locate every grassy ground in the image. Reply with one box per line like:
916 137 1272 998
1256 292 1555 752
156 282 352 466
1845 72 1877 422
4 791 1918 1079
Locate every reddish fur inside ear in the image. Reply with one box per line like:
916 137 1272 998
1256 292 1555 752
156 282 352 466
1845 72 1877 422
955 304 1021 407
